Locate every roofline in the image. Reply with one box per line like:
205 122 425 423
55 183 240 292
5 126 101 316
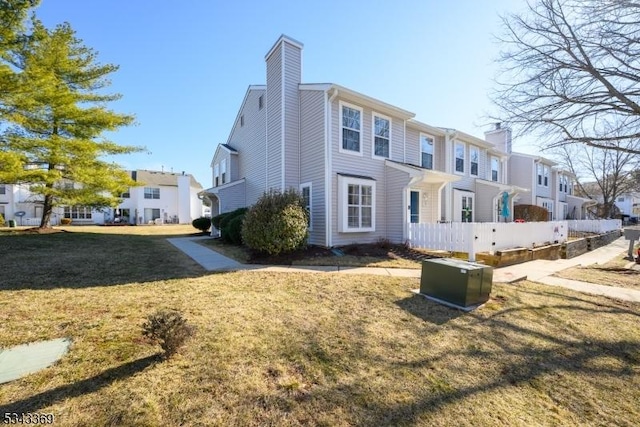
511 151 559 166
223 85 264 148
329 84 415 119
265 34 304 61
385 160 461 183
406 119 447 137
450 129 495 149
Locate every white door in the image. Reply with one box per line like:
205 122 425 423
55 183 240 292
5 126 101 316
453 190 474 223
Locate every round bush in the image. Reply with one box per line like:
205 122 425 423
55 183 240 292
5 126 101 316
219 208 248 242
242 190 308 255
211 213 228 230
226 215 244 245
192 216 211 232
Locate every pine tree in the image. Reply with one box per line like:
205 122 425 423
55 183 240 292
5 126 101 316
0 18 142 228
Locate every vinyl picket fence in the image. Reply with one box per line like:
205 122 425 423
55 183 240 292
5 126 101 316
408 219 622 261
408 221 568 261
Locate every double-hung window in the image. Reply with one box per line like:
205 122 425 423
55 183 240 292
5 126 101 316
537 164 543 186
340 103 362 154
420 134 434 169
0 184 5 195
543 165 549 187
491 157 499 182
214 164 219 187
220 159 227 185
455 142 465 174
469 146 479 176
563 176 568 193
338 175 375 232
144 187 160 199
300 183 312 230
373 114 390 159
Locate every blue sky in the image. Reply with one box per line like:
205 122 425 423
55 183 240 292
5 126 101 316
35 0 531 188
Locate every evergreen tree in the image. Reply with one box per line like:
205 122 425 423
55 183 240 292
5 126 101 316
0 18 142 228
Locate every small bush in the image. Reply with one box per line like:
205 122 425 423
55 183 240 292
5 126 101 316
0 213 4 227
211 212 228 230
219 208 248 243
226 215 244 245
242 189 308 255
60 218 72 225
514 204 549 222
192 216 211 232
142 309 194 358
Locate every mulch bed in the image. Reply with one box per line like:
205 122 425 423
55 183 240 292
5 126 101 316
247 243 439 265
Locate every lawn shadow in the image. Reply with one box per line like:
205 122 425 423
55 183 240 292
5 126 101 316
395 294 466 325
0 232 214 290
0 354 162 414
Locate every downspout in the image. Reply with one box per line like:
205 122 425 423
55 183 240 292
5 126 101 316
443 130 454 221
403 119 406 163
326 88 338 247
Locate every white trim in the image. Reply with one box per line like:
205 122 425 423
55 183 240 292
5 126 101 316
469 145 479 177
331 84 414 119
403 119 406 163
453 189 475 223
202 178 246 194
265 34 304 61
326 89 338 247
490 155 500 182
338 175 376 233
300 182 313 231
454 141 465 175
419 133 435 170
338 101 364 156
371 111 392 160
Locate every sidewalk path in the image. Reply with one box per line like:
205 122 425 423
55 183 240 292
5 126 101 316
169 236 640 302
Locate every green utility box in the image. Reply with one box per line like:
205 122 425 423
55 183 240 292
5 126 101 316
8 219 16 228
420 258 493 307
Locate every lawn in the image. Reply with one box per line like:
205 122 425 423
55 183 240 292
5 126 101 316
1 229 639 426
554 250 640 290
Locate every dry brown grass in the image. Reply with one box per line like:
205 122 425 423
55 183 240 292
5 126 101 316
554 251 640 290
1 231 640 426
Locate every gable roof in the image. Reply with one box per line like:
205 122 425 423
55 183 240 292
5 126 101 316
133 170 202 189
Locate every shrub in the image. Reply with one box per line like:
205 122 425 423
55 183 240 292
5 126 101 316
242 189 308 255
211 212 228 230
219 207 248 243
226 215 244 245
142 309 194 358
514 204 549 222
0 213 4 227
60 218 72 225
192 216 211 232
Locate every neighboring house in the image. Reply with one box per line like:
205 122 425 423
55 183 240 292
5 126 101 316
202 35 527 247
614 192 640 220
0 169 203 226
508 152 594 220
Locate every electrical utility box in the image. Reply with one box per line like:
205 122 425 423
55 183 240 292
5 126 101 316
420 258 493 308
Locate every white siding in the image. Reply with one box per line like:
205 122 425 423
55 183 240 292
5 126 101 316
509 155 534 205
386 167 410 243
300 89 327 246
227 88 267 206
266 47 282 190
218 181 246 213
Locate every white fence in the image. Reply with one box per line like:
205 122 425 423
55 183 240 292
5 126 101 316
12 217 60 226
568 219 621 234
408 221 568 261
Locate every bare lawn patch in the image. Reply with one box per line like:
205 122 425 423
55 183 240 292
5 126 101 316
1 230 639 426
554 251 640 290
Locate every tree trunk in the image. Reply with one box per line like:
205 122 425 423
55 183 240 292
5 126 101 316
39 192 54 229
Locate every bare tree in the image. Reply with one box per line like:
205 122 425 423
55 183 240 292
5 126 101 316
492 0 640 155
559 140 639 217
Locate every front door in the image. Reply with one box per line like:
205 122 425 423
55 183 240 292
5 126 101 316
453 190 474 223
410 191 420 223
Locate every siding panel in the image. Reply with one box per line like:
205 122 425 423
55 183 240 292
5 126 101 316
283 42 301 189
266 47 282 190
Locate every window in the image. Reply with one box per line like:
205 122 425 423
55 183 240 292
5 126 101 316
0 185 5 195
455 142 465 173
420 134 434 169
618 196 625 202
462 196 473 223
64 206 92 220
373 114 390 158
240 115 244 127
564 176 568 193
338 175 375 232
220 159 227 184
144 187 160 199
537 164 543 186
300 183 312 230
469 146 479 176
541 200 553 220
121 190 130 198
543 165 549 187
559 175 563 192
491 157 499 182
258 95 264 110
214 163 219 187
340 103 362 154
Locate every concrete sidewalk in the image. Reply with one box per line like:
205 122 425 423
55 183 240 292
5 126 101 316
169 236 640 302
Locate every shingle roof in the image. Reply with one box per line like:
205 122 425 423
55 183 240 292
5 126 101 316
132 170 202 189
